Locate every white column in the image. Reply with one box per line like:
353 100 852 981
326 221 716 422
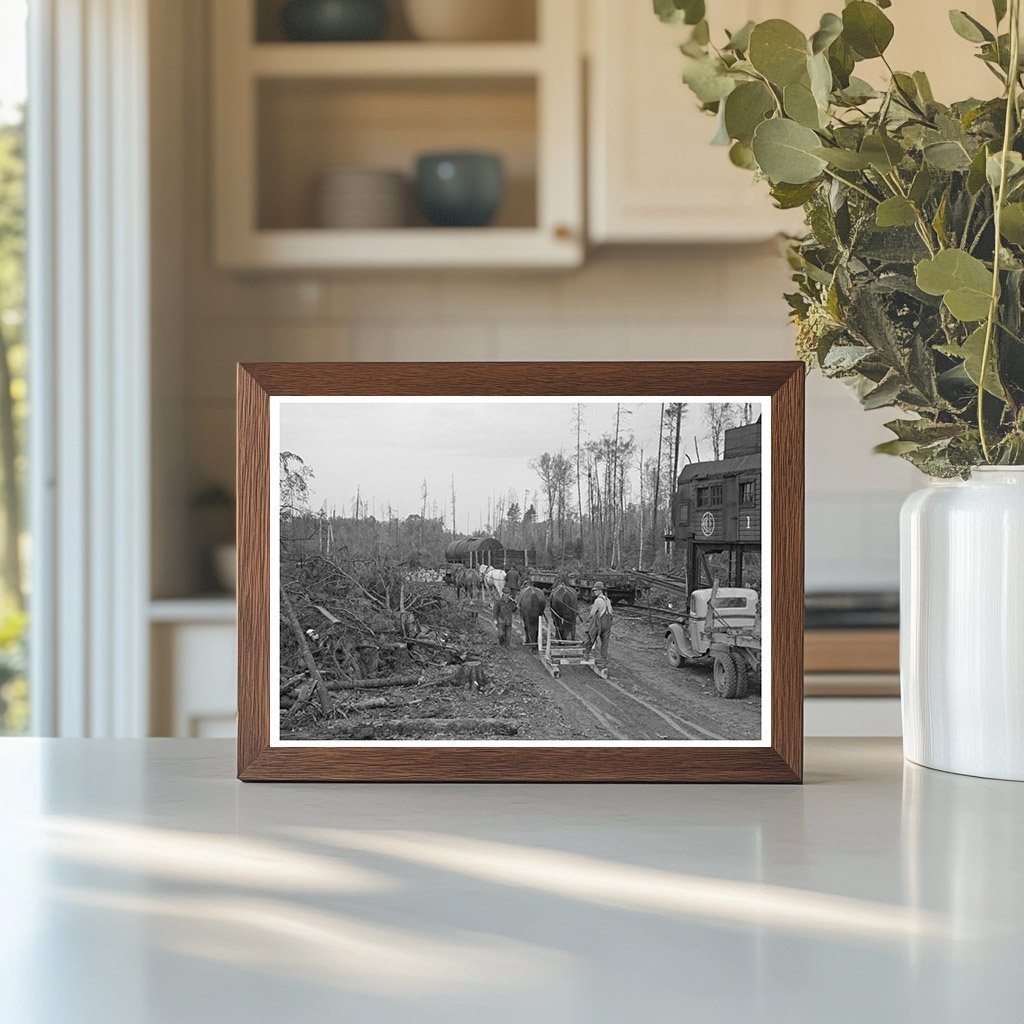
28 0 150 737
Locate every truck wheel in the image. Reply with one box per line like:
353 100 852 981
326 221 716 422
730 653 749 699
713 653 741 699
666 636 685 668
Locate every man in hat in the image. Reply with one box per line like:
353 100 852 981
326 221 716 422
585 581 613 668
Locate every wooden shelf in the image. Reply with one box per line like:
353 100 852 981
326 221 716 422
249 42 544 79
212 0 583 269
805 629 900 675
218 227 580 270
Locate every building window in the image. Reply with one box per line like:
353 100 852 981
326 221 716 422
740 479 757 505
697 485 723 508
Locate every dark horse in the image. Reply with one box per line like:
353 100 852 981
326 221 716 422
549 583 579 640
517 585 547 648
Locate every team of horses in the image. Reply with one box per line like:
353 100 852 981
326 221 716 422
449 563 579 651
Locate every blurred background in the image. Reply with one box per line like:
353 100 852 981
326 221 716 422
0 0 997 740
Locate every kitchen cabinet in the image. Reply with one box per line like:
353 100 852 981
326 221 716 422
587 0 998 244
587 0 812 243
211 0 583 269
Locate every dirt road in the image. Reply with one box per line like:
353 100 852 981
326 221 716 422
491 607 762 742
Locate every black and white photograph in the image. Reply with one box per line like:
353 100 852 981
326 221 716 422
270 397 770 746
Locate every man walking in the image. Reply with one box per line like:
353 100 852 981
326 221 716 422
504 563 522 595
585 581 613 668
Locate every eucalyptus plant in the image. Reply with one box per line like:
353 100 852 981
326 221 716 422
657 0 1024 475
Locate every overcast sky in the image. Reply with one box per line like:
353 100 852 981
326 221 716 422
278 398 761 530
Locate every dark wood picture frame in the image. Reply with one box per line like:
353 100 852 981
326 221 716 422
237 362 804 782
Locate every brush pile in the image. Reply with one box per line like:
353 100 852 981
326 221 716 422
279 552 547 740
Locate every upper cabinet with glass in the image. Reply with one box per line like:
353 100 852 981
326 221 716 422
212 0 583 268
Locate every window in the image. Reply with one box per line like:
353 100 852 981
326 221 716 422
709 484 723 506
696 487 708 508
740 479 757 505
0 0 27 734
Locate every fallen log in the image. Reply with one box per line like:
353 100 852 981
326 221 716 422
326 674 424 691
403 636 480 659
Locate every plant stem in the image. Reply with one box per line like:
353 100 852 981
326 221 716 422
822 167 880 205
979 0 1021 462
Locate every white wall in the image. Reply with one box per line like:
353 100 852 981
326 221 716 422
155 0 921 599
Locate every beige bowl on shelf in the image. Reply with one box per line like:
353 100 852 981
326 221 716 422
403 0 535 42
315 167 407 229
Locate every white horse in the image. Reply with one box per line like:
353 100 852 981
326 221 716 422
478 564 507 598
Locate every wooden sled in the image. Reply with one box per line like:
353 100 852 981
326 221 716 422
538 617 608 680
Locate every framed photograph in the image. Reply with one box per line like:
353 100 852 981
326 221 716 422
237 362 804 782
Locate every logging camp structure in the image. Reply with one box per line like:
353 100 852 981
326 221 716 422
663 418 763 699
672 418 762 592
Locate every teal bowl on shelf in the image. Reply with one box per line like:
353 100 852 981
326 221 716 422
415 152 505 228
280 0 388 42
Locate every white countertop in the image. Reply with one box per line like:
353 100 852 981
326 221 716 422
1 738 1020 1023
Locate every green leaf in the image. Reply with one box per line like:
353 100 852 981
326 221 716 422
915 249 994 322
993 0 1008 24
1000 203 1024 244
827 36 855 88
913 71 935 104
837 76 879 104
751 118 828 184
986 150 1024 191
842 1 895 59
922 140 973 171
807 51 833 109
810 12 843 54
862 374 903 409
860 133 904 173
653 0 705 26
748 20 809 86
874 439 922 455
682 57 736 104
784 80 824 129
723 81 775 144
967 144 991 193
724 20 755 53
948 10 994 44
814 146 872 170
909 164 933 205
729 140 757 169
884 418 963 443
876 197 918 228
940 326 1006 398
771 180 820 209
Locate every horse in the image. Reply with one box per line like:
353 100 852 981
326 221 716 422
549 582 579 641
479 563 507 598
455 567 482 601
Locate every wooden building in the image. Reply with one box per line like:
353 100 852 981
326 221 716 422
672 419 762 589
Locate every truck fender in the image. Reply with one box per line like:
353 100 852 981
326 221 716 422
666 622 697 661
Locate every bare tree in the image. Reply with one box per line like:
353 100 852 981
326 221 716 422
704 403 739 460
450 475 457 539
573 404 585 558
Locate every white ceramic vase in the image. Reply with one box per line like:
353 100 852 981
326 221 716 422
901 467 1024 780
